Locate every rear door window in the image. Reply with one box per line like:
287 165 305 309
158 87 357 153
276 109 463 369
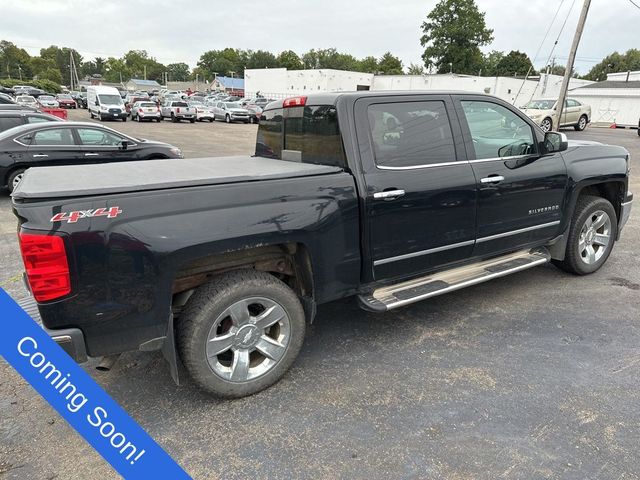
366 101 456 168
77 128 125 146
31 128 75 146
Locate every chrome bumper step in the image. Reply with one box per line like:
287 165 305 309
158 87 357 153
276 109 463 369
358 248 550 312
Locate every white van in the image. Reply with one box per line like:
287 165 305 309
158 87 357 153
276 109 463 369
87 86 127 121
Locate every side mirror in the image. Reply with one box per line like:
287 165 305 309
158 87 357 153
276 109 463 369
544 131 568 153
95 100 99 106
120 140 129 150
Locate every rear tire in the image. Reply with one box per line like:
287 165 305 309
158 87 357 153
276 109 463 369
8 169 26 193
190 118 196 123
178 270 306 398
552 195 617 275
171 113 177 123
225 114 231 123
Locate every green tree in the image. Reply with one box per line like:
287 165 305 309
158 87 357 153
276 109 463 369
584 49 640 81
197 48 243 77
0 40 33 79
166 62 190 81
246 50 279 70
277 50 302 70
39 67 63 84
481 50 504 76
104 57 130 83
378 52 403 74
407 63 425 75
357 56 378 73
420 0 494 74
29 56 57 77
40 45 83 85
82 57 106 77
494 50 536 76
121 50 165 81
302 48 359 70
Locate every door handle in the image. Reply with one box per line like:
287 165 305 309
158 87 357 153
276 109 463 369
84 153 100 157
32 154 48 158
480 175 505 184
373 189 405 200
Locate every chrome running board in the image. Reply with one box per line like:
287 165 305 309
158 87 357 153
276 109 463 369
358 248 550 312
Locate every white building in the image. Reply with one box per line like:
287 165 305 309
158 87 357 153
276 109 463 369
569 79 640 127
245 68 374 98
244 68 592 107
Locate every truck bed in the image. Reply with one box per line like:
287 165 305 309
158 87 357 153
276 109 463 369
12 156 342 200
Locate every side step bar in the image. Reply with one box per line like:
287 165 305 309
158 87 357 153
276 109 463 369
358 248 550 312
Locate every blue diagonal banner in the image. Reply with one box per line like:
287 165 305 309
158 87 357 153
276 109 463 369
0 288 191 479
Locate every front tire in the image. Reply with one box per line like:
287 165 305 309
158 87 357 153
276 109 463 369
540 117 553 132
225 114 231 123
575 115 588 131
552 195 617 275
178 270 306 398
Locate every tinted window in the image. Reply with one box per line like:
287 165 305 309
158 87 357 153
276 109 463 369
256 106 346 167
172 102 188 107
32 128 75 146
0 117 22 131
367 101 455 168
461 100 535 159
77 128 125 146
27 115 55 124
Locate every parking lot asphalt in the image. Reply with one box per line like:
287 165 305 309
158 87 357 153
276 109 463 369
0 121 639 479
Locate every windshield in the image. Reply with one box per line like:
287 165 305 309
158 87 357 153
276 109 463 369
140 102 156 107
17 96 35 102
225 102 241 108
98 94 123 105
524 100 555 109
40 96 54 100
172 101 188 107
58 94 72 99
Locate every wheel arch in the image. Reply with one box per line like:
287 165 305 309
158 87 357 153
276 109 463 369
170 242 316 322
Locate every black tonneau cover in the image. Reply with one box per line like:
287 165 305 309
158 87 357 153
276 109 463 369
12 156 342 200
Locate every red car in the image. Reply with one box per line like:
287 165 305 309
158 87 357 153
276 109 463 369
56 94 77 109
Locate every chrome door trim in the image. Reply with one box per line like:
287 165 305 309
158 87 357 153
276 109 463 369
374 239 475 266
376 160 464 170
468 154 532 164
476 220 560 243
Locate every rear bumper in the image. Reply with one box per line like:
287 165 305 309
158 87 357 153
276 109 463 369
17 295 88 363
618 192 633 238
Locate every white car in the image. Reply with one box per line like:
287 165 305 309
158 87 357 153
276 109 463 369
130 101 162 122
521 98 591 132
190 102 215 122
15 95 39 109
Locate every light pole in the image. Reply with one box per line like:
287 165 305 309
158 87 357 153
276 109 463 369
18 65 22 81
449 63 453 74
228 71 235 94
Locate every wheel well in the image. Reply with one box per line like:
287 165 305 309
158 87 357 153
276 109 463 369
146 154 168 160
578 182 625 221
171 243 314 315
4 166 24 187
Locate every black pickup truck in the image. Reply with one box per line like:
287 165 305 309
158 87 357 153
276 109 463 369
13 91 633 398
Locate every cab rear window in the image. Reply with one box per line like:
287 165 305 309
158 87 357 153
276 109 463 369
256 105 347 168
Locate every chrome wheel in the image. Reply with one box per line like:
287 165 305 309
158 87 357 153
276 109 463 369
206 297 290 383
541 118 552 132
578 116 587 130
12 172 24 189
578 210 611 265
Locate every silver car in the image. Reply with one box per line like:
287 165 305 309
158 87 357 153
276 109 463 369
37 95 60 108
213 102 251 123
130 101 162 122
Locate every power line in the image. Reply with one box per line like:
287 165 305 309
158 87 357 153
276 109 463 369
628 0 640 10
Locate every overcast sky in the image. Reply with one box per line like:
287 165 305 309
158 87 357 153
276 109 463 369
3 0 639 75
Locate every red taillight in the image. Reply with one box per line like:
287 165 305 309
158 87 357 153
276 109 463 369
177 107 181 113
19 233 71 302
283 96 307 108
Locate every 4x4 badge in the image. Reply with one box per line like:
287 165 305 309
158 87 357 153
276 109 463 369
50 207 123 224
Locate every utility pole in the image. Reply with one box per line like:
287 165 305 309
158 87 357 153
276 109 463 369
144 65 147 80
553 0 591 131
